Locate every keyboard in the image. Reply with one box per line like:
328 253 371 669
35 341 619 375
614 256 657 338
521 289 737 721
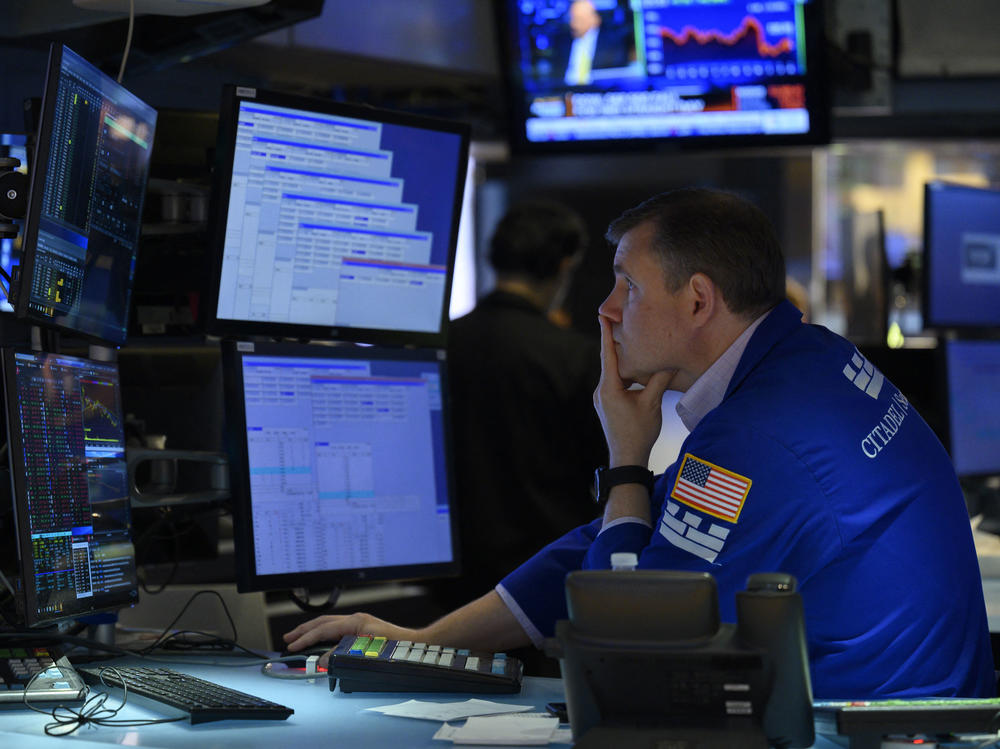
327 634 523 694
77 665 294 724
814 697 1000 736
0 646 86 704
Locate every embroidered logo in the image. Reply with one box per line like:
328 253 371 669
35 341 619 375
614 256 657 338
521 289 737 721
659 501 732 564
670 453 751 523
842 351 884 400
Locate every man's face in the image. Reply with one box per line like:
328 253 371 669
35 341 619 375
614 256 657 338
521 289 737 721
598 222 688 386
569 0 600 38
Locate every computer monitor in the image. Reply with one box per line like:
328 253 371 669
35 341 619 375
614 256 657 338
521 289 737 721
12 44 157 346
1 349 138 627
206 86 470 348
221 340 459 593
497 0 829 152
922 181 1000 331
943 339 1000 479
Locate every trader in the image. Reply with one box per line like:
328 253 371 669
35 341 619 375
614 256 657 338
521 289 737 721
433 199 605 611
285 188 994 699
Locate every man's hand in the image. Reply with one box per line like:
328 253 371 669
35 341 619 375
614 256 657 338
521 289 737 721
594 315 675 468
283 612 417 666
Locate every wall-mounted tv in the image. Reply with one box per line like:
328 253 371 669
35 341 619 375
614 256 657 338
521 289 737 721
497 0 829 152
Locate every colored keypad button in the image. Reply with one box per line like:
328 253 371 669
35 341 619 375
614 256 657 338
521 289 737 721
348 636 373 655
364 637 387 657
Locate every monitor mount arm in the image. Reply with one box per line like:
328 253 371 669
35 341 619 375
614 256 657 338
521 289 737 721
0 157 27 240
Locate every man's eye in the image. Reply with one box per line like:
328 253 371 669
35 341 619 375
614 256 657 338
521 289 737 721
626 279 635 291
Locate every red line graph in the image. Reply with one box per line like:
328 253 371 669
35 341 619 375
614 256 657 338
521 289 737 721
659 16 793 58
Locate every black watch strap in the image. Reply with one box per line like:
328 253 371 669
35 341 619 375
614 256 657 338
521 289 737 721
594 465 655 504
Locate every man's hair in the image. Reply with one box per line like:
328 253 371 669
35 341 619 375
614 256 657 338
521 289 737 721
490 200 588 281
606 187 786 318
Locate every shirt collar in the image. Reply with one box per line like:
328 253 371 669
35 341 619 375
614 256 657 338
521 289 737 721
675 308 772 432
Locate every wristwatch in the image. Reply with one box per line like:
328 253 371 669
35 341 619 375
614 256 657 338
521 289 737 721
593 465 655 504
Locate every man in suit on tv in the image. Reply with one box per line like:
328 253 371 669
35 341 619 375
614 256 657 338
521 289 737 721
559 0 633 85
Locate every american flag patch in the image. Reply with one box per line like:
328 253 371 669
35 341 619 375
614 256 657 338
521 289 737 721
671 453 751 523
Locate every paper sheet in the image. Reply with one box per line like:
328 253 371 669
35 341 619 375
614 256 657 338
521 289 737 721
432 714 560 745
365 698 532 722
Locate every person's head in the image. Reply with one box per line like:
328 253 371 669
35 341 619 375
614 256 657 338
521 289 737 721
568 0 601 38
489 200 588 284
599 188 786 388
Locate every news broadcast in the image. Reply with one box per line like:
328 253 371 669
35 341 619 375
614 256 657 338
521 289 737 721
502 0 825 148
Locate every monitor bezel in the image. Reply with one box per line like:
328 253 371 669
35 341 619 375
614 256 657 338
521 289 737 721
221 339 462 593
12 43 157 347
205 85 471 348
495 0 831 155
921 181 1000 333
1 347 138 627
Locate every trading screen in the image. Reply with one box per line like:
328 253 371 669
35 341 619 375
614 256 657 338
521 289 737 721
237 350 454 580
20 45 156 344
5 351 137 624
214 97 465 337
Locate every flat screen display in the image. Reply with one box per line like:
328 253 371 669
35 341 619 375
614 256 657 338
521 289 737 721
13 44 157 346
222 340 459 592
207 86 470 347
944 340 1000 478
923 182 1000 330
1 349 138 626
498 0 828 151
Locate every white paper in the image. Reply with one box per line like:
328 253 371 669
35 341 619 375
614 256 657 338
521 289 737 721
442 714 560 745
365 698 532 722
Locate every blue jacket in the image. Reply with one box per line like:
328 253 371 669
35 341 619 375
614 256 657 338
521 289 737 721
501 301 994 699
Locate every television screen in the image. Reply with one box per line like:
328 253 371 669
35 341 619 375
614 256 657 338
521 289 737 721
944 339 1000 478
498 0 828 151
206 86 470 347
923 181 1000 330
1 349 138 627
12 44 157 346
221 340 460 593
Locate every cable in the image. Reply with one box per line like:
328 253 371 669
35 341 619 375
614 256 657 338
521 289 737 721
116 0 136 84
21 666 184 735
287 587 342 614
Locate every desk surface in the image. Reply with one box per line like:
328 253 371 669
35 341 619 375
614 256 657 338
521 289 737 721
0 655 855 748
0 656 565 748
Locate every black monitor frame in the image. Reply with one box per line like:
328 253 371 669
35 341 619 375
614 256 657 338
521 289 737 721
12 43 157 347
221 339 461 593
1 348 138 627
205 85 470 348
495 0 830 155
922 181 1000 333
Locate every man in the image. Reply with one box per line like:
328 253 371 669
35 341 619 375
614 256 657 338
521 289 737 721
285 188 994 699
432 200 605 611
558 0 632 85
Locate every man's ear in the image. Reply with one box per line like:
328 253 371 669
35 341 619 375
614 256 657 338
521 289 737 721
687 272 718 326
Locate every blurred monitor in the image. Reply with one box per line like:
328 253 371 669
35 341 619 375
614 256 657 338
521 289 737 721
943 339 1000 479
206 86 470 347
0 133 28 314
497 0 828 152
1 349 138 627
12 44 157 346
841 209 888 345
922 182 1000 331
221 340 459 593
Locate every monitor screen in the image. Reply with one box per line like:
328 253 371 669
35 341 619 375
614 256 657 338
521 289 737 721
207 86 470 347
1 349 138 627
13 44 157 346
923 181 1000 330
497 0 828 152
944 340 1000 478
222 340 459 593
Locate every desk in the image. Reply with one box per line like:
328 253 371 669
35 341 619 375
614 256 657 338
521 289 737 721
0 657 565 748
